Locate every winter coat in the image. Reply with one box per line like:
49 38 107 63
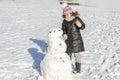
62 17 85 54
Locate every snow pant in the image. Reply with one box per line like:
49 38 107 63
74 52 81 63
67 52 81 63
71 52 81 73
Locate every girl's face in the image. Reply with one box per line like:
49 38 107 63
65 13 72 19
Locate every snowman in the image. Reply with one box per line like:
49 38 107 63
39 28 73 80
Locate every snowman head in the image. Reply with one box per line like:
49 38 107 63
48 28 66 53
48 28 63 39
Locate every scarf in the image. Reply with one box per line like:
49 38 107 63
65 16 75 21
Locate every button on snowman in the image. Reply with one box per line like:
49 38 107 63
39 28 73 80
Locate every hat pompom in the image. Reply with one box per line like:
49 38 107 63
62 3 68 8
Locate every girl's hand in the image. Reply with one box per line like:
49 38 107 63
63 34 68 40
75 20 82 28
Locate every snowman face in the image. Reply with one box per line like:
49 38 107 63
48 28 63 39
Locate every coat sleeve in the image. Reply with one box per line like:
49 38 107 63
62 20 67 35
77 17 85 30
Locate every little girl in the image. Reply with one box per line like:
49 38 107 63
61 4 85 73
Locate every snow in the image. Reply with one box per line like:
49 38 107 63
0 0 61 80
78 0 120 12
0 0 120 80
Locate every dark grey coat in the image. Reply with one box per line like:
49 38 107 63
62 17 85 54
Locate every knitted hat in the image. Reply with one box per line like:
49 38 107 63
63 3 73 15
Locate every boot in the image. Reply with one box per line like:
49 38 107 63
75 62 81 73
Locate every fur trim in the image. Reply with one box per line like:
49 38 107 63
72 11 80 17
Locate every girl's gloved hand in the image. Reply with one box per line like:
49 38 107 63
63 34 68 40
75 20 82 28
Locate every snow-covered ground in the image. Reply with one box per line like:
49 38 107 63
78 0 120 12
0 0 120 80
0 0 61 80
